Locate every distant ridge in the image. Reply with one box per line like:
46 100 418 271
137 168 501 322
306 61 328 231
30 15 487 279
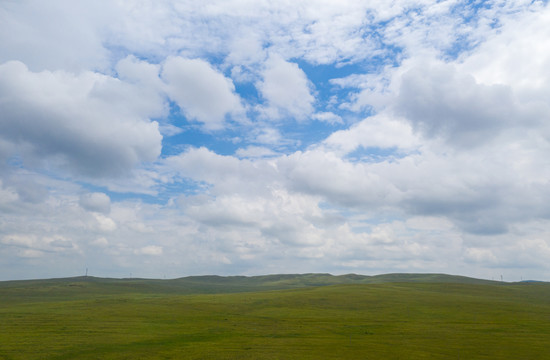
0 273 513 299
179 272 500 287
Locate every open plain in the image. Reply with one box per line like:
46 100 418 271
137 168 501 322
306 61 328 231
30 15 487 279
1 274 549 359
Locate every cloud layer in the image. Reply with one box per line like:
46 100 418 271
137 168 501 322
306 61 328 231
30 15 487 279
1 0 550 281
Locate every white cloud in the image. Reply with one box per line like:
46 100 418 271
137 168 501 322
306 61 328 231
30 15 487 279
2 144 550 280
464 247 498 264
162 147 279 196
405 216 454 232
79 192 111 214
1 233 79 257
257 55 315 120
158 124 184 137
460 2 550 89
4 177 48 204
1 234 36 249
94 214 117 232
92 237 109 247
279 149 412 210
321 114 419 155
225 29 266 66
0 0 112 72
135 245 163 256
311 112 343 125
252 127 283 145
394 60 521 147
160 129 550 240
0 61 163 178
0 180 18 206
115 56 166 113
236 146 277 159
162 56 245 130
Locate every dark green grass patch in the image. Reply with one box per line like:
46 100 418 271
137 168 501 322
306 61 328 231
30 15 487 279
1 278 549 359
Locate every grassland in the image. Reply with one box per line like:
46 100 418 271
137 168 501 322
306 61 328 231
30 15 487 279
1 274 549 359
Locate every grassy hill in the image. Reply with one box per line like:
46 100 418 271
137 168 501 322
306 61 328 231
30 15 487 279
1 273 549 359
0 272 501 299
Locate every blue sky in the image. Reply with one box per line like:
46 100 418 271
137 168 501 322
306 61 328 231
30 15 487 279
2 0 550 281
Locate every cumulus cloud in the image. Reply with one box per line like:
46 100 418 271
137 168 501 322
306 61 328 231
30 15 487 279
2 176 49 204
236 146 278 159
321 114 419 155
395 61 520 147
135 245 163 256
460 2 550 89
160 126 550 239
79 192 111 214
0 61 163 178
92 237 109 247
0 0 112 72
251 127 283 145
1 233 79 258
162 147 279 196
278 150 402 209
162 56 245 129
257 55 315 120
0 180 19 208
93 214 117 232
311 112 343 125
115 56 166 104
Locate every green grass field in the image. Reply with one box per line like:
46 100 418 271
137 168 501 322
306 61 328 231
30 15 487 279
1 274 549 359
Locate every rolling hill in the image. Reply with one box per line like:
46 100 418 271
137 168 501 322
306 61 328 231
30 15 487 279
1 273 549 359
0 272 503 298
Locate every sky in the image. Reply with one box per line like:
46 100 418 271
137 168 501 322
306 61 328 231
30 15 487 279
1 0 550 281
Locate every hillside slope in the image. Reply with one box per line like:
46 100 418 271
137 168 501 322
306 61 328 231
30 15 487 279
1 279 549 359
0 273 504 300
